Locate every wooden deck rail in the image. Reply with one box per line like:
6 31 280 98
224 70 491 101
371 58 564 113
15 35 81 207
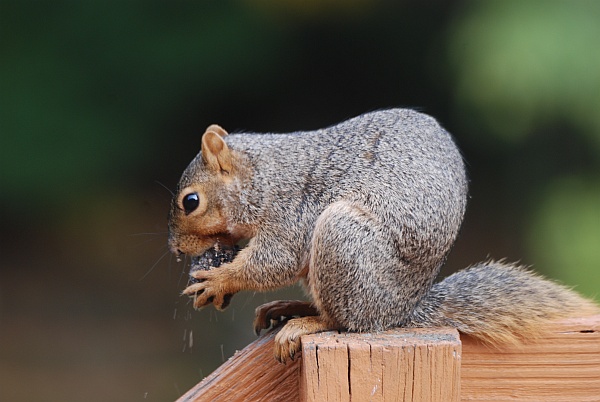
177 315 600 402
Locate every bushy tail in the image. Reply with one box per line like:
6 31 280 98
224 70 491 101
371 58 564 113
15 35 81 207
407 260 599 345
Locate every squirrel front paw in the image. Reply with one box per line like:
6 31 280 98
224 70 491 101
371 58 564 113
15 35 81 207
182 269 235 310
273 316 334 363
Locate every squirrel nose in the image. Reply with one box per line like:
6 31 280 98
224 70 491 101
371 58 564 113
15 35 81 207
170 246 183 257
167 236 182 257
169 246 184 263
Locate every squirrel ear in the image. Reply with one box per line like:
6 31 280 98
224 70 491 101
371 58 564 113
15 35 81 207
201 126 232 174
205 124 228 138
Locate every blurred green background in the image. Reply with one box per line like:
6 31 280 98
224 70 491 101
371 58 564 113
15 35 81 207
1 1 599 401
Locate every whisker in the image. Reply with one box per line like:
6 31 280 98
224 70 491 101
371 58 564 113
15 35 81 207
155 180 175 197
127 235 169 250
139 249 170 281
129 232 169 237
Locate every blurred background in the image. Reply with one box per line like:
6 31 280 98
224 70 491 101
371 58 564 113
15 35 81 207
1 1 599 400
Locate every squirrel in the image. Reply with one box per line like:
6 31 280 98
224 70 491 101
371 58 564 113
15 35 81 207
168 108 598 362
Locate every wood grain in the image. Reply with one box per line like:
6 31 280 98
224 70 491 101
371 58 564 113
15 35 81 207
175 329 300 402
300 328 461 402
460 315 600 402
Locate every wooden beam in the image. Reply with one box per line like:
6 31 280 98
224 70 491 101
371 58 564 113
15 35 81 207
175 330 300 402
460 315 600 401
176 315 600 402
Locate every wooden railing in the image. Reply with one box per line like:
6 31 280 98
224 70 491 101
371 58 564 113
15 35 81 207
177 315 600 401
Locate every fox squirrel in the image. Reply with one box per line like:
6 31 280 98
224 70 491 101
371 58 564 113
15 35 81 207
168 109 598 362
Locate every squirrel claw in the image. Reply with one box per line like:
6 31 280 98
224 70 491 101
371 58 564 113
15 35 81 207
254 300 319 337
182 283 205 296
211 293 234 311
272 315 332 363
182 268 237 310
273 326 301 363
274 330 301 364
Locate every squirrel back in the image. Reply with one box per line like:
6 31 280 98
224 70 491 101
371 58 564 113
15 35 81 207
176 108 467 241
169 108 598 360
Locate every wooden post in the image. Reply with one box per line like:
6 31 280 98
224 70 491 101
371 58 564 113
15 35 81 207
300 328 461 402
176 315 600 402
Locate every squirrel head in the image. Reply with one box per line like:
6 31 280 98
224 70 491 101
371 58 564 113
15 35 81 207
168 124 240 257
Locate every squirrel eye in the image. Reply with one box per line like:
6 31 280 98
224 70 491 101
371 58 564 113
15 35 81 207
182 192 200 214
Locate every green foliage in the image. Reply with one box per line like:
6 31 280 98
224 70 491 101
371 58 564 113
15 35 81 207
446 0 600 298
528 177 600 298
448 0 600 146
1 1 284 213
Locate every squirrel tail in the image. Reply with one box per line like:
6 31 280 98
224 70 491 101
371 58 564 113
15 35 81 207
407 260 599 345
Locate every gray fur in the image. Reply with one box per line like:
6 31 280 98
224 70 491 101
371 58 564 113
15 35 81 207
171 108 596 339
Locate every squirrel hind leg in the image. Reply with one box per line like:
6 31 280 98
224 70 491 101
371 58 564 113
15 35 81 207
306 201 433 332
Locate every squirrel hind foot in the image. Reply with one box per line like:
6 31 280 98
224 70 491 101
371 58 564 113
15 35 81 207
273 316 335 363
